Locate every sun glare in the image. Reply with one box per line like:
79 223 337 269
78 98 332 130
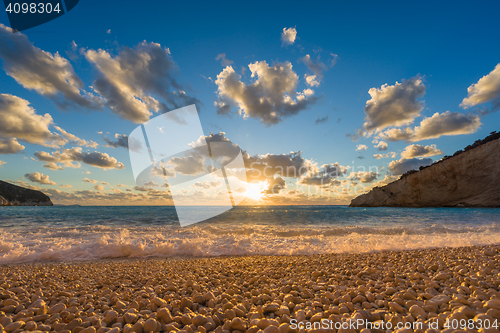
244 181 268 201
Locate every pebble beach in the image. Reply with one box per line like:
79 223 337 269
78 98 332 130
1 245 500 333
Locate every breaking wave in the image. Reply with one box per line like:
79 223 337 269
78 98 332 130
1 223 500 264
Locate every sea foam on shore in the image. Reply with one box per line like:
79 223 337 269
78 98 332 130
1 224 500 264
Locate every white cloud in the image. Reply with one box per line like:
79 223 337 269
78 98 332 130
191 180 222 189
0 94 65 147
83 178 98 184
0 24 100 109
373 152 396 159
53 126 98 148
401 144 443 159
305 74 320 87
85 41 200 123
374 141 388 151
0 138 25 154
42 162 64 170
24 172 56 185
412 111 481 141
388 157 433 175
0 160 5 166
281 27 297 46
215 61 318 124
378 111 481 142
461 63 500 110
363 76 426 133
356 144 368 151
60 184 72 188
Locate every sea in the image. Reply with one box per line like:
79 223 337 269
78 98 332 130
0 205 499 264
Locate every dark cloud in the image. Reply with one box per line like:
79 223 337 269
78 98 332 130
315 115 328 124
35 147 125 169
388 157 433 175
24 172 56 185
103 133 128 148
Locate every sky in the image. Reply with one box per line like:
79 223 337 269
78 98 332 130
0 0 499 205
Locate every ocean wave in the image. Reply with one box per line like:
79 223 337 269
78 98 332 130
1 224 500 264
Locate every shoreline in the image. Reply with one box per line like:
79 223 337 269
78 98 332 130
1 244 500 332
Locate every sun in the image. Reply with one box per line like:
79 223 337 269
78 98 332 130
244 181 268 201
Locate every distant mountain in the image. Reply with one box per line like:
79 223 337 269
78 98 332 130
0 180 53 206
350 132 500 208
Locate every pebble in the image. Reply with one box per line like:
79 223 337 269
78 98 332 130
0 245 499 333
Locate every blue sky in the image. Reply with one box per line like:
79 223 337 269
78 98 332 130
0 0 499 205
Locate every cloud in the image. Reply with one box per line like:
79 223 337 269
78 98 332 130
373 152 396 159
53 126 98 148
356 144 368 151
461 63 500 110
378 111 481 142
374 141 388 151
60 184 72 188
42 162 64 170
215 61 319 124
103 133 128 148
299 55 328 78
0 94 66 147
401 144 443 159
370 175 399 188
411 111 481 141
281 27 297 46
24 172 56 185
215 53 233 66
168 153 206 175
83 178 98 184
35 147 125 169
116 184 128 187
297 163 348 187
305 74 320 87
0 24 100 109
85 41 200 123
363 76 426 132
0 138 25 154
93 184 104 191
315 115 328 124
388 157 433 175
191 180 222 189
245 151 316 180
266 176 286 194
0 160 5 166
348 171 379 183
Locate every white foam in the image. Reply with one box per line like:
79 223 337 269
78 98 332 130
1 224 500 264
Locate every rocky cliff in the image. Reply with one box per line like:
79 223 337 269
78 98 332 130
0 180 53 206
350 137 500 207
